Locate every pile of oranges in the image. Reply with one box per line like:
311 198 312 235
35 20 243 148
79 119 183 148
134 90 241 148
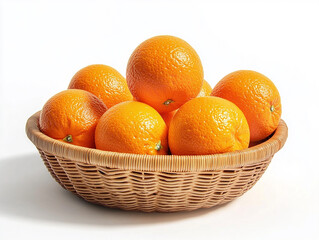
39 35 282 156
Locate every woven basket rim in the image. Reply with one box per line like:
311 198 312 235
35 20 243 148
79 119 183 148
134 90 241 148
26 111 288 172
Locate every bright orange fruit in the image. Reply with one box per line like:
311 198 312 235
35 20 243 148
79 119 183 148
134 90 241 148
197 80 212 97
211 70 281 142
39 89 107 148
95 101 168 155
161 110 177 128
126 35 204 113
161 79 212 127
169 96 250 155
68 64 133 108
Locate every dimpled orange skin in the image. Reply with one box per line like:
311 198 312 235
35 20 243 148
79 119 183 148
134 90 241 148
39 89 107 148
161 110 177 128
68 64 133 108
211 70 281 142
197 80 213 97
161 79 212 128
126 35 204 113
169 96 250 155
95 101 168 155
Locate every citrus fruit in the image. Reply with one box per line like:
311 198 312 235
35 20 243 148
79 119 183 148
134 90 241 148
95 101 168 155
211 70 281 142
39 89 107 148
169 96 250 155
126 35 204 113
68 64 133 108
197 79 212 97
161 110 177 128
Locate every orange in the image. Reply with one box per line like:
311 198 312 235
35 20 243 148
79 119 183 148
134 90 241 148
161 110 177 128
162 80 212 132
169 96 250 155
68 64 133 108
39 89 107 148
126 35 204 113
211 70 281 142
95 101 168 155
197 80 212 97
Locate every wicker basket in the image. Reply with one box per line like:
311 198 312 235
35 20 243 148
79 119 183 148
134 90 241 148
26 111 288 212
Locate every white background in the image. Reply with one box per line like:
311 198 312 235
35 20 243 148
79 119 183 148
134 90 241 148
0 0 318 239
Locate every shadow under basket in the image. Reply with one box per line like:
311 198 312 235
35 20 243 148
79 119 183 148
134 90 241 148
26 112 288 212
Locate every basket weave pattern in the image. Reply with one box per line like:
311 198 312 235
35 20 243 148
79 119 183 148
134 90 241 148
27 112 287 212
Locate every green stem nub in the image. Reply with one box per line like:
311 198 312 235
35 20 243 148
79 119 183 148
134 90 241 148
163 99 174 106
270 105 275 112
63 135 73 143
155 140 162 151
